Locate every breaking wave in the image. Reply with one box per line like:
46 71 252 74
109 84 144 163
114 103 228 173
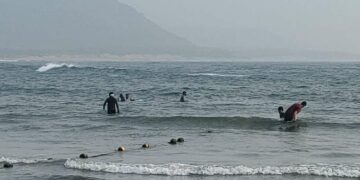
36 63 76 72
64 160 360 178
36 63 127 72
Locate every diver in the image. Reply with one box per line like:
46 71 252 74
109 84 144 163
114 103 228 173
103 92 119 114
180 91 186 102
279 101 307 121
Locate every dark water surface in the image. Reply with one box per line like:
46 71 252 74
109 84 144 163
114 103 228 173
0 60 359 179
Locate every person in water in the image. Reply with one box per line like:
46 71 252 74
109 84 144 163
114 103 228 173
103 92 119 114
119 93 126 102
125 93 135 101
281 101 307 121
180 91 186 102
278 106 285 119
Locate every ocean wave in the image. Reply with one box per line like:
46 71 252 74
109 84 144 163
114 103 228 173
45 175 102 180
0 156 53 164
0 59 18 62
159 92 181 96
187 73 247 77
64 160 360 177
36 63 128 72
116 116 360 131
36 63 76 72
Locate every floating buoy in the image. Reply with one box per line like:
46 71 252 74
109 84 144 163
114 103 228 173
169 138 177 144
3 162 13 168
177 137 184 142
142 144 150 148
79 153 88 159
117 146 126 152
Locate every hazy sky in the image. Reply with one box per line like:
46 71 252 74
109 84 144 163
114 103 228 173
118 0 360 54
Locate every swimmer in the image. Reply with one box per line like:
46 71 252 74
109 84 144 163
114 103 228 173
278 106 285 119
180 91 186 102
119 93 126 102
283 101 307 121
125 93 135 101
103 92 119 114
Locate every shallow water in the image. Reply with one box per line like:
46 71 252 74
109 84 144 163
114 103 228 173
0 60 359 179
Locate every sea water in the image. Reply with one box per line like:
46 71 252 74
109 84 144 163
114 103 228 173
0 60 359 180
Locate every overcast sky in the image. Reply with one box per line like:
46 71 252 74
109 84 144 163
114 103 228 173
118 0 360 54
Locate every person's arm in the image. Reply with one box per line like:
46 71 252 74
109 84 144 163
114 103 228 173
292 105 302 121
103 99 107 111
293 110 300 121
279 112 285 119
293 112 298 121
115 101 119 113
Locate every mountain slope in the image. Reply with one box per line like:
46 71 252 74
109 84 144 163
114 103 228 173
0 0 199 56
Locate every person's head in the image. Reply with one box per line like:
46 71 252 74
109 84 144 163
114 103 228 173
109 92 114 97
301 101 307 107
125 94 129 99
182 91 187 96
278 106 284 113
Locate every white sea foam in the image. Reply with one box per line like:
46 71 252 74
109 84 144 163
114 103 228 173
188 73 247 77
0 156 50 164
36 63 76 72
0 60 18 62
64 159 360 178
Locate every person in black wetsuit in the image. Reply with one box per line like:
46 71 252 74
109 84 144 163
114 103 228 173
103 92 119 114
180 91 186 102
119 93 126 102
278 106 285 119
